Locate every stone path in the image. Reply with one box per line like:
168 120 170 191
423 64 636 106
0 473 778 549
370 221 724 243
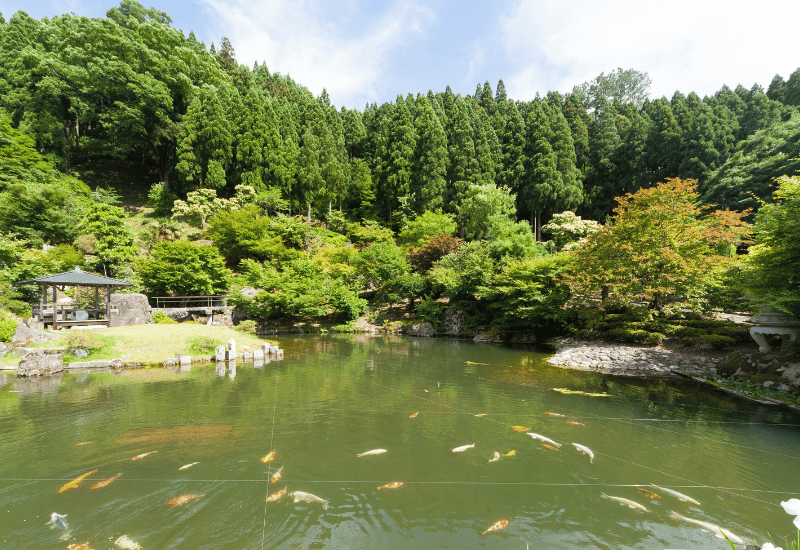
546 337 716 376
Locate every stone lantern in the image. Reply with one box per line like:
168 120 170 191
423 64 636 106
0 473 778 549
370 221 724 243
748 306 800 353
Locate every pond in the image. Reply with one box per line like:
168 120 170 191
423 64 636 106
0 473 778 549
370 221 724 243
1 335 799 549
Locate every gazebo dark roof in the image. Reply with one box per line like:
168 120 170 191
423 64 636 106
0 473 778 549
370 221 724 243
17 266 133 287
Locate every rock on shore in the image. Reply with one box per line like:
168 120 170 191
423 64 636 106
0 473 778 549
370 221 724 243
546 337 715 376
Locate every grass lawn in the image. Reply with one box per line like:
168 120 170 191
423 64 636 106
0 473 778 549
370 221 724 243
7 324 277 366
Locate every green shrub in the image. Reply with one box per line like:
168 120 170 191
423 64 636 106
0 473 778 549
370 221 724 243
604 328 666 345
152 311 178 324
0 317 17 342
148 182 175 215
61 330 104 351
712 326 747 340
416 297 446 325
4 300 30 318
188 336 224 355
236 319 258 336
674 326 705 338
697 334 737 349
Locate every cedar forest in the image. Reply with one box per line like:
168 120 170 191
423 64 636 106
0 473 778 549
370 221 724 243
1 1 799 345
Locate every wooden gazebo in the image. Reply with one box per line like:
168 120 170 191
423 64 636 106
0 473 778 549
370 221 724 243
18 266 132 329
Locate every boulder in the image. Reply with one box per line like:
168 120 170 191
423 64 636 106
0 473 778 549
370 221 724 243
473 332 500 343
164 308 191 322
17 350 65 377
109 293 153 327
442 309 468 336
407 322 437 338
11 321 56 346
239 286 259 298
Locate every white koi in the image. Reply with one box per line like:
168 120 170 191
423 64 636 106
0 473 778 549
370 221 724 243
651 485 701 505
114 535 142 550
46 512 71 541
289 491 329 509
602 493 647 511
488 451 500 463
357 449 387 457
670 511 743 544
452 443 475 453
572 442 594 463
526 432 561 448
179 462 199 470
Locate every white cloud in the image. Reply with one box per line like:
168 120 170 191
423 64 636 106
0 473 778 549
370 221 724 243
465 41 485 85
498 0 800 101
203 0 436 107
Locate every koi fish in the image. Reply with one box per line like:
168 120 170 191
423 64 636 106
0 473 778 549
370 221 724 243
357 449 387 457
488 451 500 463
167 493 203 506
47 512 71 539
566 421 585 426
58 470 98 493
572 443 594 463
511 426 531 432
602 493 647 511
378 481 403 490
114 535 142 550
409 411 419 418
669 511 743 543
551 388 610 397
271 466 283 484
289 491 329 509
452 443 475 453
474 414 487 417
542 444 560 451
544 412 564 417
132 451 157 461
482 519 509 534
67 544 94 550
634 487 661 499
91 473 121 490
526 432 561 448
75 442 92 446
503 450 516 457
466 361 489 365
266 487 287 502
651 485 701 505
261 450 276 463
179 462 199 470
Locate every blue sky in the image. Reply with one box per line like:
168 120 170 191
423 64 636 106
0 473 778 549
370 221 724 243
4 0 800 110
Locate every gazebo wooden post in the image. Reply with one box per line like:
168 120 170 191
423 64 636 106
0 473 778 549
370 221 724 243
39 283 45 324
106 286 111 326
94 287 99 319
52 284 58 330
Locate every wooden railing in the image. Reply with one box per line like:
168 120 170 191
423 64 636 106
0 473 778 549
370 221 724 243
150 295 229 309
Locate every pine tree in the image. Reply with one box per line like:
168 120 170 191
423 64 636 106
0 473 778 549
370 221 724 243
500 101 526 197
495 79 508 105
547 101 582 213
643 97 682 184
522 101 559 239
412 96 448 213
446 97 479 217
380 96 417 224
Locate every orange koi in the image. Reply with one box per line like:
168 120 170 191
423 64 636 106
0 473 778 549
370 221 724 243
58 470 98 493
266 487 286 502
503 450 516 457
91 473 121 490
545 412 565 417
131 451 157 461
409 411 419 418
167 493 203 506
75 442 93 446
67 544 94 550
541 444 560 451
261 450 276 463
482 519 509 534
511 426 530 432
270 466 283 484
634 487 661 499
474 414 487 417
378 481 403 490
566 421 585 426
488 451 500 463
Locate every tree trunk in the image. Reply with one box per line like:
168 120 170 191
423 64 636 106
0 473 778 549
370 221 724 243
307 201 312 223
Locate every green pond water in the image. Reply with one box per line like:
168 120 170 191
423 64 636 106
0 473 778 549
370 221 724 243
1 335 799 549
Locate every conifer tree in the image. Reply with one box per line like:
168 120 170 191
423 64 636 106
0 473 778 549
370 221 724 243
379 96 417 224
495 79 508 105
522 101 559 239
446 97 479 218
500 101 526 196
412 96 448 213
